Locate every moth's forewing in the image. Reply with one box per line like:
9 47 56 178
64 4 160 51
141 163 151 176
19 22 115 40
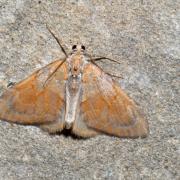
0 60 67 132
79 63 149 138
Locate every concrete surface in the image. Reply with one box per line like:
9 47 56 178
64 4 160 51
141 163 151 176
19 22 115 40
0 0 179 180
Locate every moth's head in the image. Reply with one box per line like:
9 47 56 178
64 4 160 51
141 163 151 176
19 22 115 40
71 44 86 54
68 44 86 77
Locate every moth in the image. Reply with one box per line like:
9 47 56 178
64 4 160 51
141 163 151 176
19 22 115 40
0 29 149 138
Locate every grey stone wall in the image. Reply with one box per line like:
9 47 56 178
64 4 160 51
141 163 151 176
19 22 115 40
0 0 179 179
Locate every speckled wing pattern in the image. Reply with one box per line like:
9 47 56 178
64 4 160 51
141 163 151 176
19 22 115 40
0 60 67 130
80 63 149 137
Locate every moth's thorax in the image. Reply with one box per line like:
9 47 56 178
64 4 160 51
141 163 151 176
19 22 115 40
67 49 87 78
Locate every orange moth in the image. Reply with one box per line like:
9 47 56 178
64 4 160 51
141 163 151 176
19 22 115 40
0 29 149 138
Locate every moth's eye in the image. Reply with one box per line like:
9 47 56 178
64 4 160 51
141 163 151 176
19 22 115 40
72 45 77 50
81 45 85 50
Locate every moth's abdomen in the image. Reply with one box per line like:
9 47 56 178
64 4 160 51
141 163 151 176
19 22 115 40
65 76 82 129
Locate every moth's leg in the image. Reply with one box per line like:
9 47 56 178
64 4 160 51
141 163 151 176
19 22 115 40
43 59 66 87
92 57 121 65
90 59 123 79
7 81 16 88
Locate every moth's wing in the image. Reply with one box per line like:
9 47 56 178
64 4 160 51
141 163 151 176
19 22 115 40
75 63 149 138
0 60 68 132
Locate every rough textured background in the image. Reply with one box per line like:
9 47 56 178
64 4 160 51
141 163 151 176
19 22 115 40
0 0 179 180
